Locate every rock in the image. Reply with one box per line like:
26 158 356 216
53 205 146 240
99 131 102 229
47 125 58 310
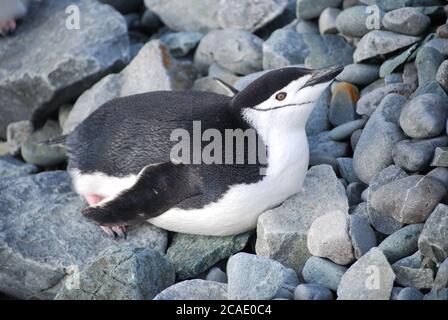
194 29 263 75
403 62 418 91
415 47 445 86
378 224 424 263
227 253 299 300
296 0 342 19
21 120 66 167
166 233 250 280
319 7 341 35
426 258 448 299
0 0 130 138
347 182 365 207
160 32 203 58
412 81 448 102
351 129 362 150
296 20 319 34
390 287 403 300
55 246 174 300
99 0 143 14
6 121 33 156
294 284 333 300
382 7 430 36
58 105 73 129
302 257 348 291
427 167 448 189
141 9 163 33
0 171 168 299
349 215 377 259
436 24 448 39
353 94 407 184
303 34 354 69
0 155 38 178
144 0 288 33
385 73 403 84
392 252 434 289
336 157 362 184
436 60 448 93
379 43 419 78
397 287 424 300
363 0 443 12
308 211 355 265
205 267 227 283
424 38 448 56
262 29 309 70
337 248 395 300
309 131 350 160
193 77 235 96
336 63 379 86
400 94 448 139
371 175 446 224
353 31 420 63
329 82 359 126
336 5 371 38
330 120 367 142
256 165 349 271
154 279 228 300
234 70 270 91
208 64 240 86
418 203 448 264
64 40 195 134
431 147 448 167
393 137 448 172
306 87 332 136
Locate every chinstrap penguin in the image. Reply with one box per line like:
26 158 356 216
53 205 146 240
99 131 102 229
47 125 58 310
55 65 343 238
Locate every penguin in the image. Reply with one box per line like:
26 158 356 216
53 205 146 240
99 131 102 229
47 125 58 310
57 65 343 238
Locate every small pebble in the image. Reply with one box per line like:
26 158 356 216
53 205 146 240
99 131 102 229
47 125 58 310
294 284 333 300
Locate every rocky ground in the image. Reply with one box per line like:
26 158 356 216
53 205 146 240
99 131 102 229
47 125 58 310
1 0 448 300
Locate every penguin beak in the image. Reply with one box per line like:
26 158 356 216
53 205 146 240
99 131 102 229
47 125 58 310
303 65 344 88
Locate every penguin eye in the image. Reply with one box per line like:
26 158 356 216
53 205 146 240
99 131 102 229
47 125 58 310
275 92 287 101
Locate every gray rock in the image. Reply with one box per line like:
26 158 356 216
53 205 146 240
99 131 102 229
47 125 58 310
337 157 362 184
392 251 434 289
302 256 348 291
361 0 443 12
353 94 407 184
303 34 354 69
58 105 73 129
145 0 288 33
21 120 66 167
336 5 371 38
193 77 235 96
256 165 349 271
347 182 365 207
353 31 421 63
431 147 448 167
208 63 240 86
390 287 403 300
371 175 446 224
0 0 130 138
0 171 167 299
165 233 250 280
194 29 263 75
336 63 379 86
351 129 362 150
160 32 203 58
205 267 227 283
356 83 412 117
294 284 333 300
308 211 355 265
382 7 430 36
426 258 448 299
379 43 419 78
99 0 143 14
399 94 448 139
424 38 448 55
384 73 403 85
393 137 448 172
416 47 445 86
329 82 359 126
396 287 424 300
296 0 342 19
262 29 309 70
6 120 33 156
306 87 331 136
330 120 367 142
426 167 448 189
154 279 228 300
64 40 195 134
0 155 38 178
296 20 320 34
349 215 377 259
403 61 419 91
309 131 350 159
436 60 448 93
55 246 174 300
141 9 163 33
227 253 299 300
319 7 341 35
378 224 424 263
418 203 448 263
337 248 395 300
412 81 448 102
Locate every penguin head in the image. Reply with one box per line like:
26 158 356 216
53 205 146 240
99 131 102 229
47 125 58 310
231 65 343 132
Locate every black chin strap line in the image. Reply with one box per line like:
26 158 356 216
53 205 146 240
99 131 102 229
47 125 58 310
250 100 315 112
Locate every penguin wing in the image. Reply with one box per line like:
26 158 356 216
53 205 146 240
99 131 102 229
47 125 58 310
81 162 203 226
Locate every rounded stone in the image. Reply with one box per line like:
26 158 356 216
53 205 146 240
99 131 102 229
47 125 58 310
294 284 333 300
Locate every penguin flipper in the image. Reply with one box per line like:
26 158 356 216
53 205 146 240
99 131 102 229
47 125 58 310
81 162 202 226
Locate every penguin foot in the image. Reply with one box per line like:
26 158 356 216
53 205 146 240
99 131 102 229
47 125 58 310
0 20 17 36
101 225 127 240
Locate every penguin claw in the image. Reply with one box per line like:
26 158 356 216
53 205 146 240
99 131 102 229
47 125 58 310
100 225 127 240
0 20 17 36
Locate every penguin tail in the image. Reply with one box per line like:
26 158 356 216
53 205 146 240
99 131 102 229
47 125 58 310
38 134 68 146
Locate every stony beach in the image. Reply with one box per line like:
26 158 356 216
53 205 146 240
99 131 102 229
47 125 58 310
1 0 448 300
